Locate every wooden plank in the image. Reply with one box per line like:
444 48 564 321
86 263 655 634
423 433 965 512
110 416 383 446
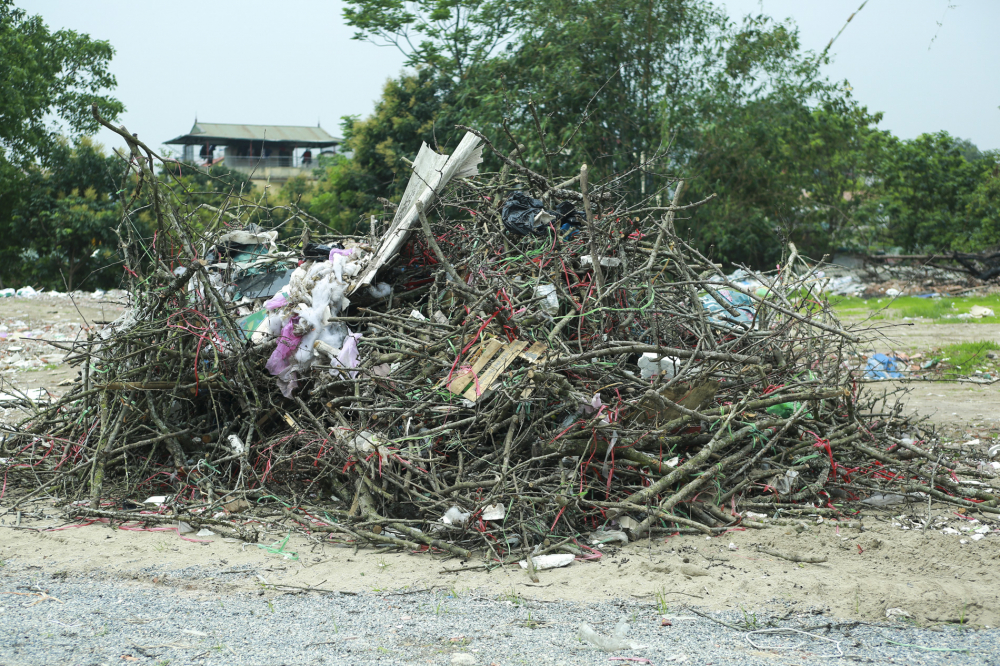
519 341 548 364
447 338 504 395
464 340 528 401
518 342 548 399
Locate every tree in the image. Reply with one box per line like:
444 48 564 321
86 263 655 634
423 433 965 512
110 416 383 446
339 0 884 266
867 132 997 253
309 69 459 232
343 0 520 81
0 0 124 286
0 1 123 182
0 138 124 290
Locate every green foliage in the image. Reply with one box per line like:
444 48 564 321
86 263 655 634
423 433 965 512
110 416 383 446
343 0 520 79
335 0 992 266
336 1 889 267
684 98 887 265
0 138 126 290
863 132 1000 252
0 1 124 287
309 69 460 232
0 1 122 210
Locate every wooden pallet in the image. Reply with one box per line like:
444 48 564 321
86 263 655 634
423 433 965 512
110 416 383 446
446 339 547 402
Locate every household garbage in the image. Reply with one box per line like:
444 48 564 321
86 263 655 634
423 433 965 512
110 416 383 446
969 305 995 318
534 284 559 315
519 553 575 570
502 192 555 236
501 192 585 236
699 287 756 329
481 503 506 521
637 353 680 379
865 353 904 379
577 620 638 651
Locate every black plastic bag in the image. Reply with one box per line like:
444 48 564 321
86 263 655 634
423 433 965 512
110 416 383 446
501 192 553 236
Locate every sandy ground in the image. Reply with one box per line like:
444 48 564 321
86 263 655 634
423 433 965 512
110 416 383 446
2 297 1000 629
2 500 998 628
852 320 1000 437
0 294 125 415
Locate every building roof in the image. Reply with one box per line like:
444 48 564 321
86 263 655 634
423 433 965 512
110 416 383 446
165 122 341 147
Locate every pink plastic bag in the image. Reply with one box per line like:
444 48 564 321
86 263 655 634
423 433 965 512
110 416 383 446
265 316 302 376
264 293 288 310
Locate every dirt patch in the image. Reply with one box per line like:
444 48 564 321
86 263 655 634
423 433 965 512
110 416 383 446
1 294 125 423
2 503 998 627
3 305 1000 627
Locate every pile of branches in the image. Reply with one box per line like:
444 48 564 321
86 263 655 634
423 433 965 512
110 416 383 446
3 111 998 559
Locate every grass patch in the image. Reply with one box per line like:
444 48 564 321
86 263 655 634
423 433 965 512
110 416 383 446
830 295 1000 323
937 340 1000 379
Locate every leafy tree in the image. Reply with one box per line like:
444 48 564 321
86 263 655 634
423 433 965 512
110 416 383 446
867 132 997 253
0 1 123 211
0 138 124 290
339 0 885 266
343 0 520 80
309 69 459 232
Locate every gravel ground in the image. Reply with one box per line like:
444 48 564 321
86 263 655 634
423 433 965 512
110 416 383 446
1 569 995 666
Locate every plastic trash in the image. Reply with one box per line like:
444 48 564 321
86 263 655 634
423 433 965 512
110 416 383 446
442 506 471 526
0 288 14 297
520 553 574 570
617 516 640 531
885 288 901 297
481 503 506 521
970 305 995 318
637 353 679 379
534 284 559 315
196 528 215 537
773 469 799 495
501 192 553 236
349 431 389 464
591 530 629 546
699 288 756 329
865 353 903 379
15 286 38 298
988 444 1000 459
580 255 622 268
234 268 293 300
861 492 913 507
227 434 245 454
577 620 637 651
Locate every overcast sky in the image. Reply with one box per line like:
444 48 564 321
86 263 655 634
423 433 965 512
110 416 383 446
18 0 1000 154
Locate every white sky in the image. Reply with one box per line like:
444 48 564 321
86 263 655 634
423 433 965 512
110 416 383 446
17 0 1000 154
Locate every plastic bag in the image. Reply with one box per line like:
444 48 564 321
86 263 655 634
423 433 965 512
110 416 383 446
577 620 636 651
501 192 552 236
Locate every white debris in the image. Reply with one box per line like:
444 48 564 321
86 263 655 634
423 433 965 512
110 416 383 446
637 352 680 379
481 503 506 521
442 506 471 526
519 553 574 570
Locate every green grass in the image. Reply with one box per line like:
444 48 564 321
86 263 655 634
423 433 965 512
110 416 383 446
830 295 1000 323
937 340 1000 378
